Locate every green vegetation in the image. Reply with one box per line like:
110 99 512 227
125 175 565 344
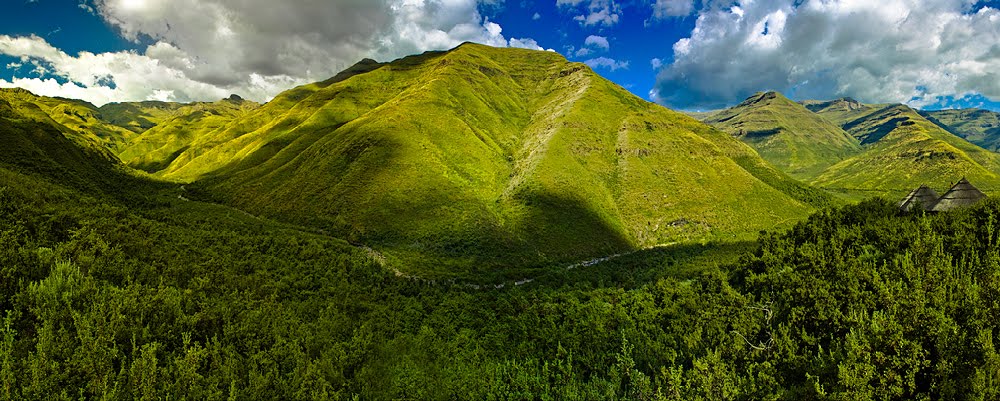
4 130 1000 398
98 100 190 133
91 43 820 274
921 108 1000 152
0 88 138 153
116 96 259 173
705 94 1000 200
5 43 1000 400
704 91 861 180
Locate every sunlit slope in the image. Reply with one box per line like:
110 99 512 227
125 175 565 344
811 103 1000 193
921 108 1000 152
134 44 816 269
116 96 259 172
704 91 861 179
98 100 191 133
0 88 137 152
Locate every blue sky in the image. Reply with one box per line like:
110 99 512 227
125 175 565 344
2 0 1000 112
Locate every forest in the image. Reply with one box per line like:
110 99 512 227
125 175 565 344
3 152 1000 400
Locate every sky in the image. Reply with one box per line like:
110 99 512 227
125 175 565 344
2 0 1000 112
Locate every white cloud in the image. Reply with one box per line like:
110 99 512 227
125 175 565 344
575 47 593 57
0 0 547 106
584 35 610 50
651 58 662 70
585 56 629 71
652 0 695 18
509 37 545 50
559 0 622 27
533 12 541 20
654 0 1000 110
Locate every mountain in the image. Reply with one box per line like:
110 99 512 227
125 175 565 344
801 97 882 127
920 108 1000 152
115 96 259 173
98 100 191 133
0 90 124 192
0 88 138 153
809 102 1000 194
703 91 861 179
120 43 824 272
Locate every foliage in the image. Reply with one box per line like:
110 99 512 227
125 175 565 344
5 136 1000 398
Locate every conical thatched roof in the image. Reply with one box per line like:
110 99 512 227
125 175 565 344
898 184 940 211
931 178 987 212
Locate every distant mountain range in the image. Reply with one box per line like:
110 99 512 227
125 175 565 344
697 92 1000 198
6 43 1000 271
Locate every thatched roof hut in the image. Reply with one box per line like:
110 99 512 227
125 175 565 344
898 184 940 212
931 178 987 212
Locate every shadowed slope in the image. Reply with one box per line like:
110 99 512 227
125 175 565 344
0 95 125 192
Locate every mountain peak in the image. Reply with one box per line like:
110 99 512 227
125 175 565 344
737 91 789 108
226 94 244 102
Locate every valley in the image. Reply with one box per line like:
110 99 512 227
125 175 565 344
3 44 1000 399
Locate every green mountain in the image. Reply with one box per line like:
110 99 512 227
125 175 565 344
703 91 861 180
120 43 823 272
0 91 124 192
921 108 1000 152
116 96 259 173
0 88 138 153
98 100 191 133
809 102 1000 195
801 97 882 127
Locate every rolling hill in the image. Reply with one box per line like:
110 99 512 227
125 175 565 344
921 108 1000 152
703 91 861 180
111 43 826 272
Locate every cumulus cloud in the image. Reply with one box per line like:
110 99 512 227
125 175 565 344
559 0 622 27
509 37 545 50
584 35 610 50
653 0 1000 110
0 0 546 106
585 56 629 71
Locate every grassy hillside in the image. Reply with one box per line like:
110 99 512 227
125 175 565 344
0 94 135 195
116 96 260 172
0 88 137 152
921 108 1000 152
704 91 861 180
98 100 191 133
810 103 1000 197
112 44 821 273
801 97 884 126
